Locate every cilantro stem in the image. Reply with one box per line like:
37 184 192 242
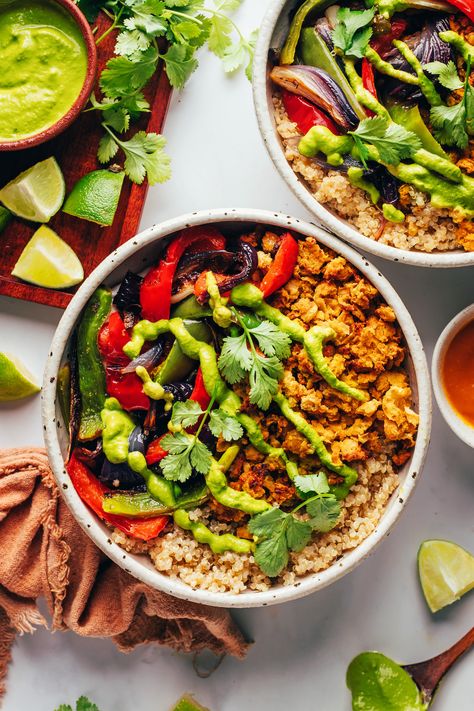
194 388 218 440
96 5 124 46
292 493 330 514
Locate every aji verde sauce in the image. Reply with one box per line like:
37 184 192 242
0 0 88 142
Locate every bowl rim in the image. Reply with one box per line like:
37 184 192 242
252 0 474 269
432 303 474 448
42 208 432 608
0 0 97 152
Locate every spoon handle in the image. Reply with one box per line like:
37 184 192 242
404 626 474 701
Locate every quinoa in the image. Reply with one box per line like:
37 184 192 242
273 95 463 253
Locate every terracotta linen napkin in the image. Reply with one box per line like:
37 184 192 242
0 448 248 699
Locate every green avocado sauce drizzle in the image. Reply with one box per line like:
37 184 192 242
347 652 427 711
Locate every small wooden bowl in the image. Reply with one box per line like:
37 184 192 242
0 0 97 152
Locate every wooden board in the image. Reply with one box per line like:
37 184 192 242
0 15 172 309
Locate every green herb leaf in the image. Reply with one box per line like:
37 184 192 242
209 409 244 441
332 7 375 59
248 353 283 410
430 101 467 148
118 131 172 185
160 43 199 88
160 432 194 482
218 333 252 384
189 438 212 474
221 38 248 73
171 400 204 428
207 14 234 57
306 496 341 532
98 133 119 164
285 515 313 552
124 1 168 35
249 508 312 577
76 697 100 711
55 706 73 711
349 116 422 164
294 472 330 496
248 321 292 359
115 29 151 58
100 47 158 98
424 60 463 90
76 0 104 22
253 531 289 578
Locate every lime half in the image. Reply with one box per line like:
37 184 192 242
0 352 40 401
0 157 65 222
418 539 474 613
172 695 209 711
12 225 84 289
62 169 125 226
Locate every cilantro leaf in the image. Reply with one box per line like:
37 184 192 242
55 706 73 711
98 133 119 164
218 333 252 384
349 117 422 165
248 353 283 410
171 400 204 428
161 431 192 455
160 432 194 482
430 101 467 148
424 60 463 90
248 321 291 359
115 29 151 58
215 0 243 11
76 0 105 22
189 438 212 474
249 508 312 577
332 7 374 59
221 38 247 73
253 531 289 578
207 14 233 57
306 496 341 533
124 0 168 35
116 131 171 185
102 106 131 133
245 28 258 81
209 409 244 441
100 48 158 98
160 43 199 88
285 515 313 552
294 472 330 496
76 698 100 711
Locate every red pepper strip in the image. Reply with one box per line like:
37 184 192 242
193 271 229 303
140 226 226 322
361 59 378 117
282 90 340 135
67 454 168 541
146 435 168 466
259 233 299 299
190 366 211 410
444 0 474 21
98 312 150 411
370 20 407 56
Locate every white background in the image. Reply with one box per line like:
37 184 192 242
1 2 474 709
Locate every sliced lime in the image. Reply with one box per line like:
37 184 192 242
418 539 474 613
0 206 11 233
62 169 125 226
0 158 65 222
12 225 84 289
0 352 40 401
172 695 209 711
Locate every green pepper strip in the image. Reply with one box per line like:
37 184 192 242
392 40 442 106
102 482 209 518
438 31 474 64
273 392 358 500
231 284 367 402
364 46 419 86
280 0 332 65
128 451 176 508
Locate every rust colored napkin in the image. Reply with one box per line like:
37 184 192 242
0 448 248 699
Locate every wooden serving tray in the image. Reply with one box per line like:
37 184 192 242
0 15 172 309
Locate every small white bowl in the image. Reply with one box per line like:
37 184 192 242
252 0 474 268
432 304 474 448
42 209 431 608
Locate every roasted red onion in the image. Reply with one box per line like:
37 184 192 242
270 65 360 129
171 250 236 303
113 271 143 328
121 340 164 375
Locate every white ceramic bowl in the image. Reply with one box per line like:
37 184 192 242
252 0 474 268
432 303 474 448
42 209 432 608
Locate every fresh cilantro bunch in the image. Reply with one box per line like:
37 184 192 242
160 395 243 482
349 116 422 167
429 58 474 149
77 0 257 184
218 316 292 410
55 697 99 711
332 7 375 59
248 472 341 577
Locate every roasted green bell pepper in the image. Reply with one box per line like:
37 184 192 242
171 295 212 319
155 319 212 385
77 287 112 441
102 481 209 518
280 0 333 65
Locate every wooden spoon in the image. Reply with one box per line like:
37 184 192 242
402 626 474 706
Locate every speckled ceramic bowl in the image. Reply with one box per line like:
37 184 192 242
252 0 474 268
42 209 431 608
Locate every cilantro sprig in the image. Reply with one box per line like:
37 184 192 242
332 7 375 59
218 314 292 410
160 393 243 482
55 697 99 711
248 472 341 577
424 60 463 91
430 58 474 149
78 0 257 183
349 116 422 165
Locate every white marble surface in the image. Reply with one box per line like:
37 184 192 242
1 2 474 709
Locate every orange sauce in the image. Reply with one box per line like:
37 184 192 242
442 319 474 428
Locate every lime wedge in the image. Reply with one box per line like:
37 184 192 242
0 158 65 222
172 695 209 711
0 352 40 401
0 206 11 233
12 225 84 289
418 539 474 613
62 169 125 226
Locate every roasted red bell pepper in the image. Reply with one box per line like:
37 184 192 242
282 90 340 135
140 226 226 322
98 312 150 411
193 271 228 303
443 0 474 21
67 453 168 541
146 435 168 466
190 367 211 410
361 59 378 117
370 20 407 56
260 233 299 298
